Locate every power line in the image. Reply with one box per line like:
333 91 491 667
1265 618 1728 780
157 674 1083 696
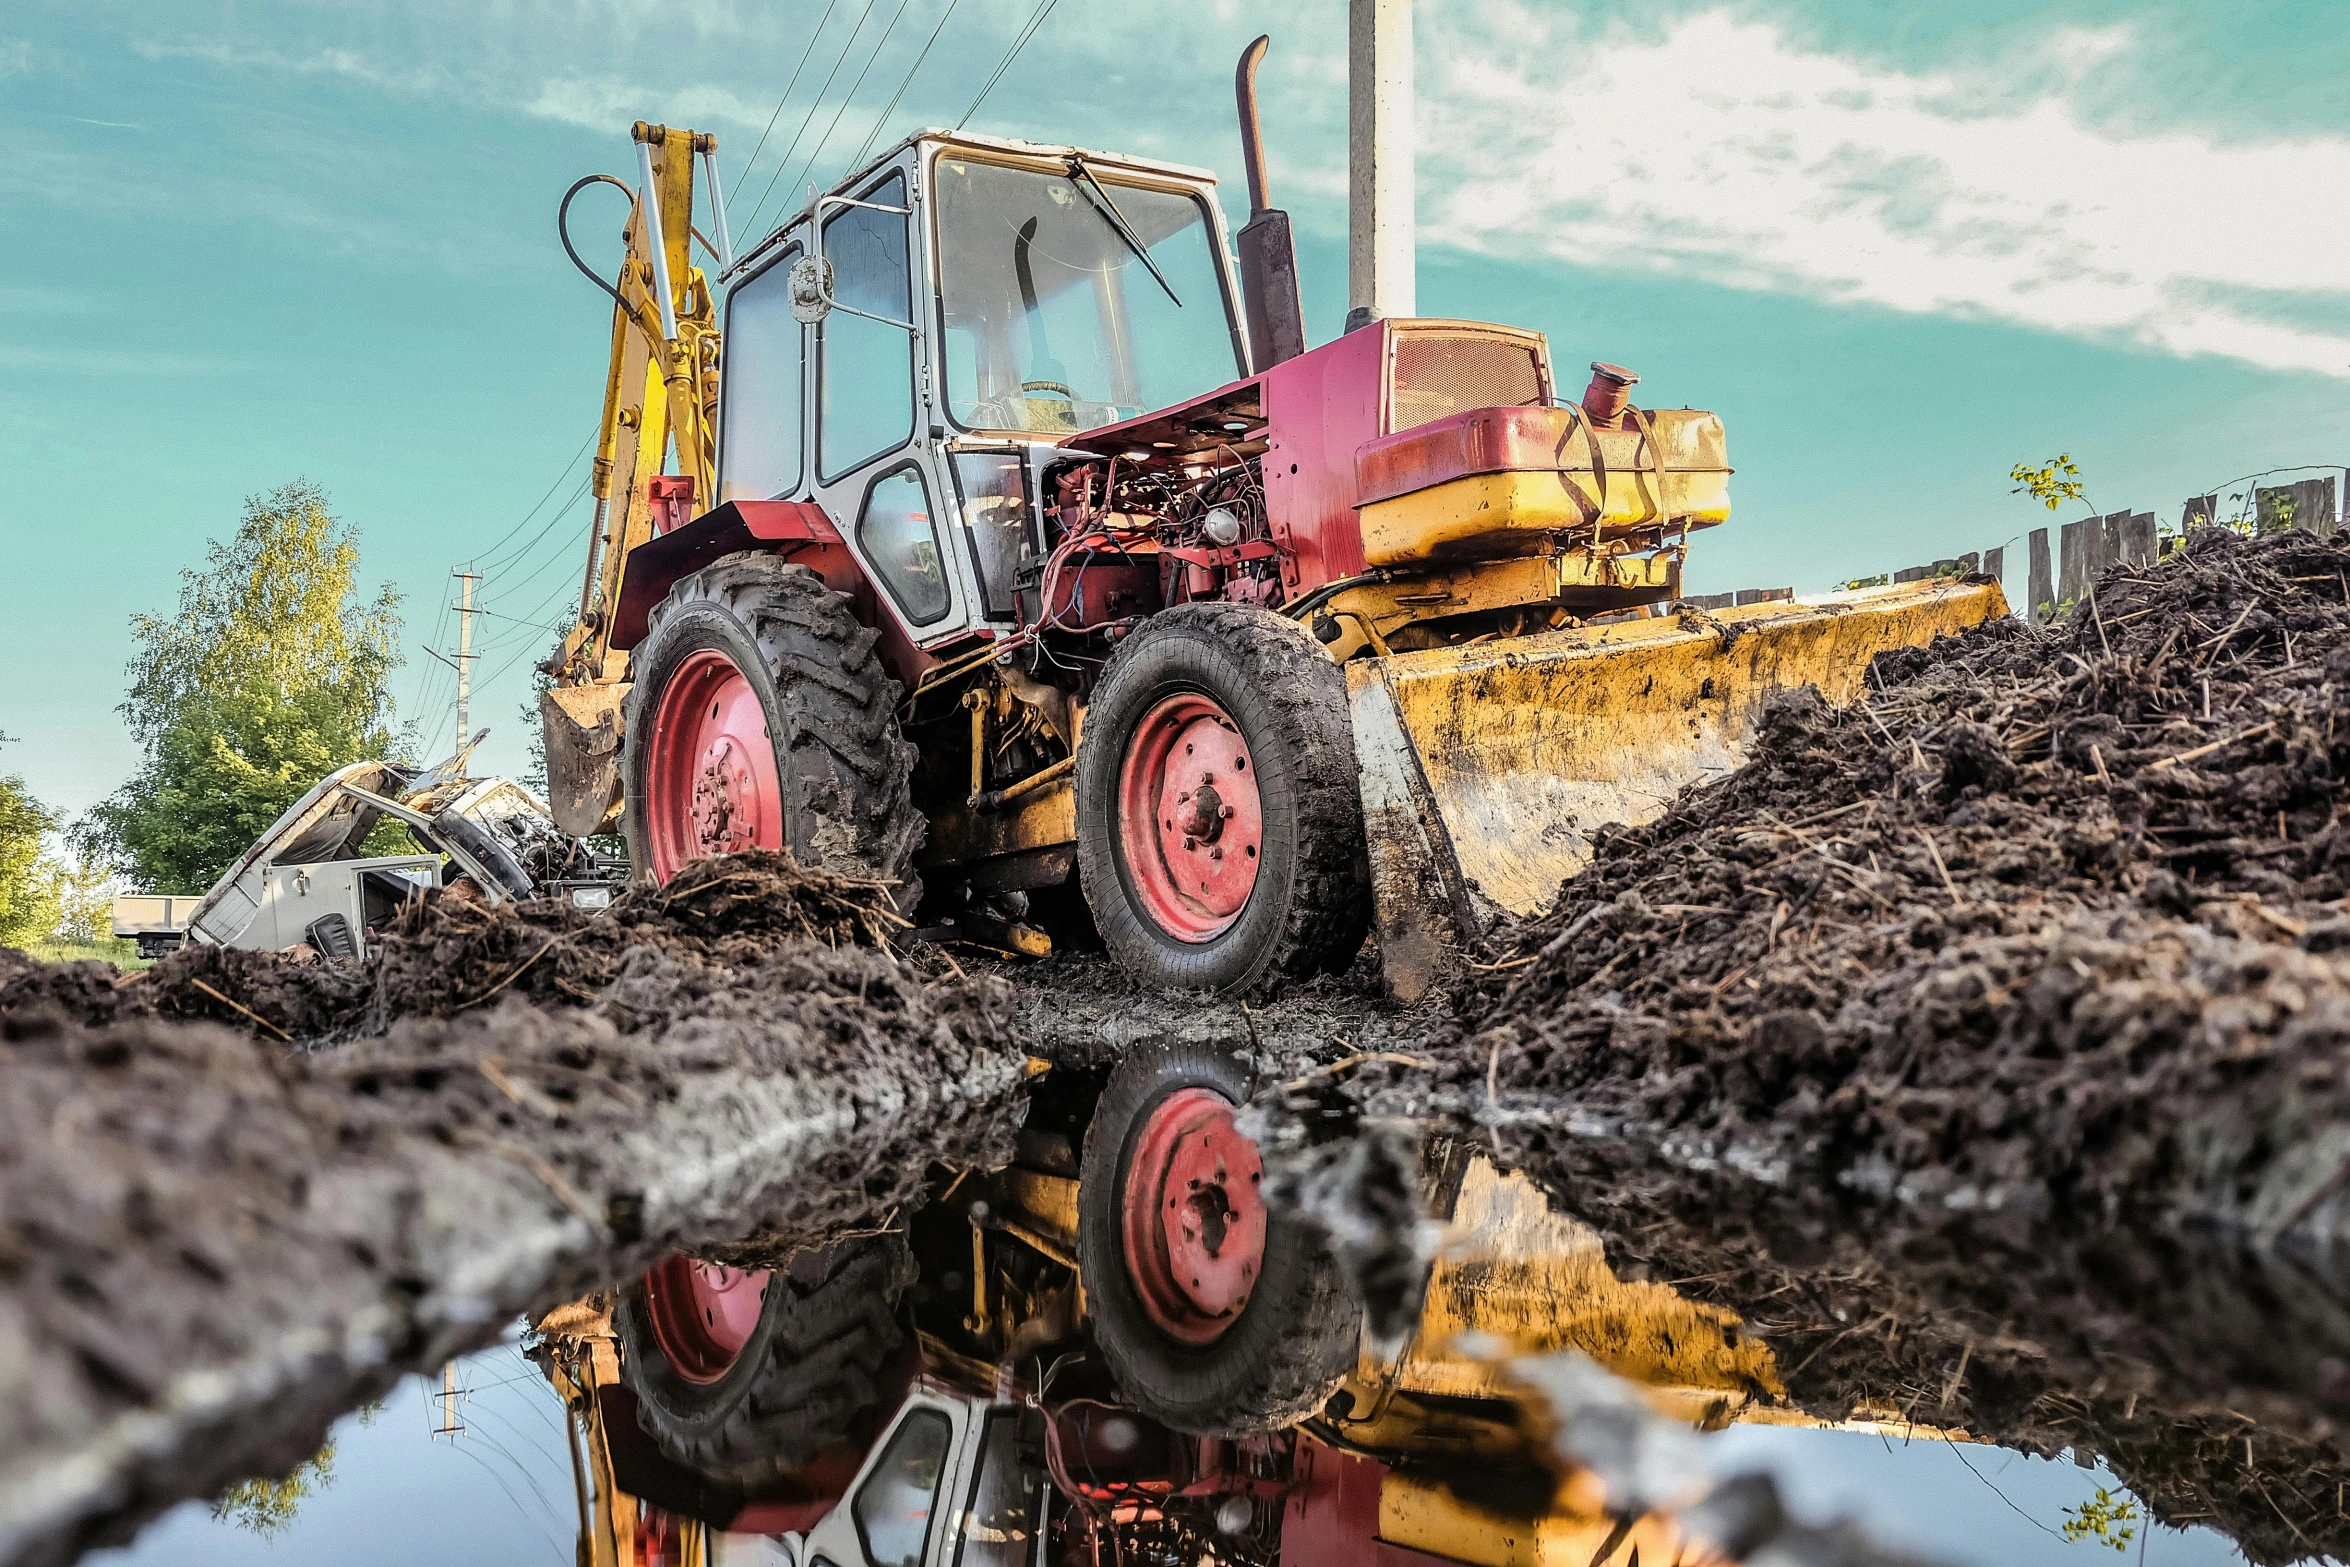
474 474 595 582
468 427 596 571
850 0 964 172
956 0 1057 131
743 0 882 240
785 0 915 202
729 0 843 215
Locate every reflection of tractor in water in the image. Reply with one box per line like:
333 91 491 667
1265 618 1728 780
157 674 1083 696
539 1043 1811 1567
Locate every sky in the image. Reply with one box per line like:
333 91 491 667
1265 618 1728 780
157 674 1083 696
2 0 2346 840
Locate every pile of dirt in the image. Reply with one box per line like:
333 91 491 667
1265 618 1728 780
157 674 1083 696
0 853 1026 1567
0 851 909 1046
1238 528 2350 1562
1270 527 2350 1246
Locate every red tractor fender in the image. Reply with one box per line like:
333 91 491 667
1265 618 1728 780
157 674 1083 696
611 499 865 650
612 496 948 690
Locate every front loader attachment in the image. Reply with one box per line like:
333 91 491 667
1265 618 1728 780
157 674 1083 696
1350 578 2008 999
541 681 629 838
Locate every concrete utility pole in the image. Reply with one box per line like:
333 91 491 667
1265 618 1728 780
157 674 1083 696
452 570 480 760
1347 0 1415 332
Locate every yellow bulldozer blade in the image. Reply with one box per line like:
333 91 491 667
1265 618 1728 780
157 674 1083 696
1348 578 2008 999
540 681 629 838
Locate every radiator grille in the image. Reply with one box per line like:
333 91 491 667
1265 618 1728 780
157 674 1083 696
1391 335 1545 433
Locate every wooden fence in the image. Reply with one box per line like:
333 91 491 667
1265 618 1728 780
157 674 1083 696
2024 476 2341 625
1676 472 2341 626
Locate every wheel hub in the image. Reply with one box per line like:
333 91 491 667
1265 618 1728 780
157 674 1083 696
642 1253 772 1384
1120 1086 1268 1344
1115 695 1264 942
690 736 760 854
643 649 784 882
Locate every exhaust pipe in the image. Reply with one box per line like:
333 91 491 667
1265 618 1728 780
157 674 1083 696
1234 36 1307 370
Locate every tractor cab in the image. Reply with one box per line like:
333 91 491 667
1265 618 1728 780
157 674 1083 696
712 132 1248 649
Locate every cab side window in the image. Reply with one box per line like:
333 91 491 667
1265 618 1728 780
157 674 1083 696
820 171 916 481
853 1408 954 1567
858 464 951 626
718 244 805 503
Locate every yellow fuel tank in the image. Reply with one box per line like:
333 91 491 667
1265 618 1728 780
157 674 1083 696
1355 406 1731 568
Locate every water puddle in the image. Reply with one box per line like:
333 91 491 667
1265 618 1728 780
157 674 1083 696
81 1138 2342 1567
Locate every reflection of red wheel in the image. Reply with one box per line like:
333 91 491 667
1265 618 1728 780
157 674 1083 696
1078 1043 1360 1435
641 649 785 883
1118 1085 1267 1344
1115 694 1264 943
616 1236 917 1486
641 1254 772 1384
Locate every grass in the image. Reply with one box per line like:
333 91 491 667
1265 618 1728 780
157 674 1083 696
22 938 152 970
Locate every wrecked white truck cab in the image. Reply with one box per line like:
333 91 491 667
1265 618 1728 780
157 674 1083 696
182 751 611 959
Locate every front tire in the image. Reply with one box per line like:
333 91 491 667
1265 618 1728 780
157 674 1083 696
1075 603 1370 993
1077 1043 1361 1436
621 553 923 912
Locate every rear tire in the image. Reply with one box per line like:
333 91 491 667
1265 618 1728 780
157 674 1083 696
1075 603 1369 993
622 553 923 912
617 1236 916 1488
1077 1043 1360 1436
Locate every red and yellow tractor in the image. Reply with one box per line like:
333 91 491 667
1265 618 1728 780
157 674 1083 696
540 41 2000 996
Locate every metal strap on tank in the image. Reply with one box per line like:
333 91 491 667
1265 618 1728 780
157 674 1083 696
1545 403 1604 550
1628 405 1668 528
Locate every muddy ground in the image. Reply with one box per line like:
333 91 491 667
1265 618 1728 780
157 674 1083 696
1251 527 2350 1563
22 528 2350 1565
0 856 1028 1567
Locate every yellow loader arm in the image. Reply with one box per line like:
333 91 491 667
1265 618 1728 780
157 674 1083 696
542 122 725 836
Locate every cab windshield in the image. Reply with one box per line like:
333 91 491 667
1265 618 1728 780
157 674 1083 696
935 156 1242 436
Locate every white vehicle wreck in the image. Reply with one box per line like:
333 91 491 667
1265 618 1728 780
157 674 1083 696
179 744 617 959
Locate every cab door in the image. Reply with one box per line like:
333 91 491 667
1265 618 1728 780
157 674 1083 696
808 156 974 647
800 1392 969 1567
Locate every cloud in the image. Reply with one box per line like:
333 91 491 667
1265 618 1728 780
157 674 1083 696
131 37 450 94
525 76 780 136
1419 7 2350 379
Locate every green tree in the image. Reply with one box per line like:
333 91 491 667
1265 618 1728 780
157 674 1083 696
79 481 405 893
0 735 63 948
212 1439 336 1538
47 848 116 944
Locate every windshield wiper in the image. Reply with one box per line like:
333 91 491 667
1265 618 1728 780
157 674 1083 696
1066 155 1181 308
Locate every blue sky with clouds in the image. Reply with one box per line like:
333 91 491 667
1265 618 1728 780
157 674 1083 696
3 0 2345 838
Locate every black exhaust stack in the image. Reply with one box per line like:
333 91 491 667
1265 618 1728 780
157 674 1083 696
1235 36 1307 370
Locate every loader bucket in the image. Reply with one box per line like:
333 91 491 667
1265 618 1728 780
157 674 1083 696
540 681 628 838
1348 578 2008 999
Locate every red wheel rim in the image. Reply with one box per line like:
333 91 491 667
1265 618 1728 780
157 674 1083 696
1120 1086 1268 1345
1114 693 1263 943
642 1254 771 1384
643 648 783 883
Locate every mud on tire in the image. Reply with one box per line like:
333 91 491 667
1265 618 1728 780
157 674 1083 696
622 552 924 912
617 1236 917 1488
1075 602 1370 993
1077 1043 1361 1436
